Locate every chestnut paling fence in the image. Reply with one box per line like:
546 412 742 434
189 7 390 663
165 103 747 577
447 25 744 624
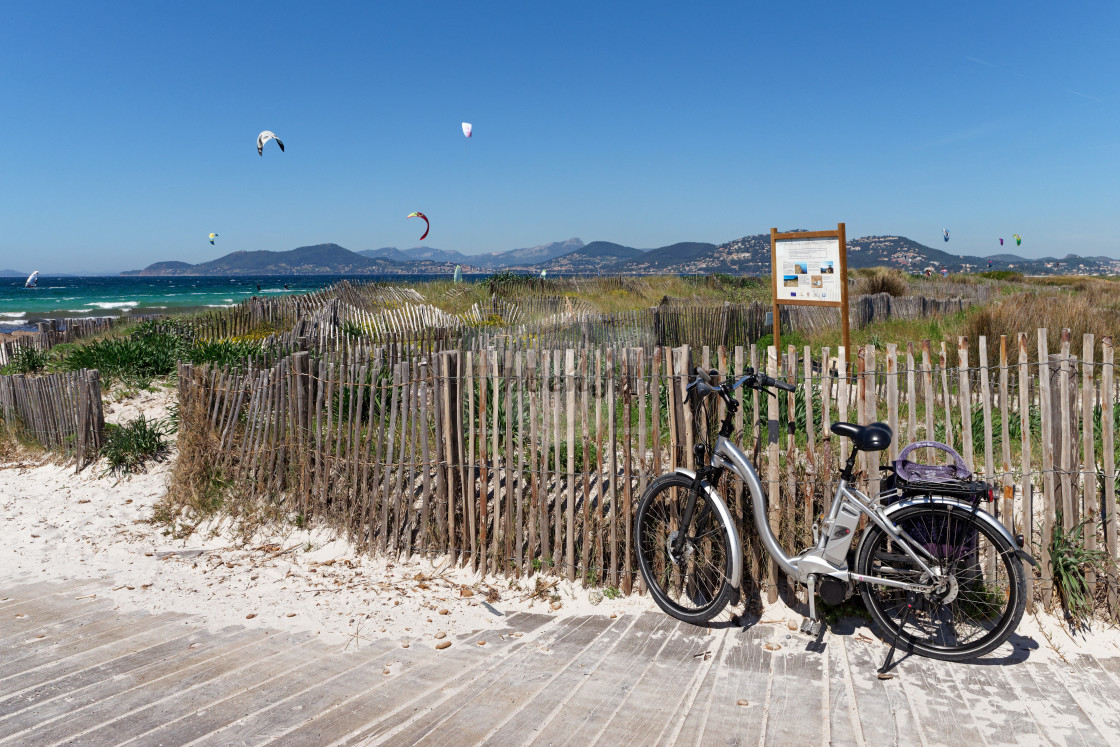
177 329 1119 612
0 369 105 469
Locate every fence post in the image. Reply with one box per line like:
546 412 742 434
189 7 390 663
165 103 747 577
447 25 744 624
1037 327 1056 608
1017 333 1034 612
1082 333 1098 584
1102 336 1118 612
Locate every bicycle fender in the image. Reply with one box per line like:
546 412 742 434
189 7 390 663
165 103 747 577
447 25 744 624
879 495 1037 567
674 468 743 589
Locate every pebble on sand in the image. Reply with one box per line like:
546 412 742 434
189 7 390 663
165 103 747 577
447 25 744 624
436 641 451 650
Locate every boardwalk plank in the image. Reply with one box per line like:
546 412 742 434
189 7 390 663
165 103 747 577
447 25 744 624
386 615 619 745
14 630 307 744
259 613 552 745
0 627 273 742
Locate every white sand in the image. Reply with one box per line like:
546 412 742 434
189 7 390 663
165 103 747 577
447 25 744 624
2 385 1119 661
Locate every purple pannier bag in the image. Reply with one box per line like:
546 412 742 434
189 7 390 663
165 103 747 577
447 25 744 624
888 441 980 560
894 441 972 483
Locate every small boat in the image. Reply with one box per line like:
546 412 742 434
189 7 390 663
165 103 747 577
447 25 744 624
24 271 39 289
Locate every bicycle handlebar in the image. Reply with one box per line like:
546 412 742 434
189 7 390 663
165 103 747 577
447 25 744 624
689 366 796 400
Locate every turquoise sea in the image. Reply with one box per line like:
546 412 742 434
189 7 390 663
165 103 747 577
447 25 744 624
0 275 445 332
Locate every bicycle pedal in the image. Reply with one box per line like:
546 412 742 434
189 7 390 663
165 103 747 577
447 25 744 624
800 618 822 636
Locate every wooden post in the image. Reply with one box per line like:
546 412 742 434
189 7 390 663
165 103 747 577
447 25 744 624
1037 327 1055 608
1102 336 1118 612
1082 333 1099 580
998 336 1014 532
1018 333 1034 612
766 344 780 604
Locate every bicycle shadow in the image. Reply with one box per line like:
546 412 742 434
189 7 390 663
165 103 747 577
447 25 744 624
712 580 1039 668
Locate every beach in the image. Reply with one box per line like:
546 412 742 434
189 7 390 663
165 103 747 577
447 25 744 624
3 387 1119 663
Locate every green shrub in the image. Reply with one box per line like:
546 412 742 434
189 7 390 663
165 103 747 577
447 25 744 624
1049 516 1114 626
100 415 172 475
1 346 48 375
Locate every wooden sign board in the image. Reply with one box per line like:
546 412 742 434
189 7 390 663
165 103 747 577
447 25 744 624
770 223 850 354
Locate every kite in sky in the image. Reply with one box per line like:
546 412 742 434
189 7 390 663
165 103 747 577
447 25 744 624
1013 234 1022 246
943 229 950 242
999 238 1004 246
209 232 219 245
257 130 285 156
462 122 472 138
407 211 430 240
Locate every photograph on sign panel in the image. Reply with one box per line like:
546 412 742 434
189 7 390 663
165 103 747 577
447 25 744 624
783 275 799 288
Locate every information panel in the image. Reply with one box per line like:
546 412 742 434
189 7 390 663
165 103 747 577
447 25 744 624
770 223 849 353
774 237 842 303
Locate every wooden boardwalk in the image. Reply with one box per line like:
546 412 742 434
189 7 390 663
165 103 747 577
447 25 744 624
2 579 1119 745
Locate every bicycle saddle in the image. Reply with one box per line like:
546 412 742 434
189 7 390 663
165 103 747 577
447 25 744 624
830 421 893 452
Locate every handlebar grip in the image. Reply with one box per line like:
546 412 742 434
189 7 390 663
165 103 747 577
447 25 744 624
694 367 714 385
776 380 796 392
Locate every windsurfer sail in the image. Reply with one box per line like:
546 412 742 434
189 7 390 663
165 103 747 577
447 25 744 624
24 271 39 288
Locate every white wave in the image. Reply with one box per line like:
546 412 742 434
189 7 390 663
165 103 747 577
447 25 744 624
0 312 26 318
150 306 168 309
66 309 89 313
206 303 235 308
0 320 29 326
86 301 139 309
60 297 78 301
223 298 233 302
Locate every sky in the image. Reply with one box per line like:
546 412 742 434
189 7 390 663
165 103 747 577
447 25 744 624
1 1 1118 273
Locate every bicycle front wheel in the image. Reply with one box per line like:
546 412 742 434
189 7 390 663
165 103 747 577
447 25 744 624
635 473 735 624
855 502 1027 661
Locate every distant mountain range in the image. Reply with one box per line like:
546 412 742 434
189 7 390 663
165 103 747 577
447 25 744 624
358 238 586 268
120 234 1120 277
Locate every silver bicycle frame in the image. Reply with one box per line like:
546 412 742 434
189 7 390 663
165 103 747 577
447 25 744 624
681 434 947 593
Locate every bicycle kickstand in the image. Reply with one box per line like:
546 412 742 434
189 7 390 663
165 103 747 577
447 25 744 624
878 591 917 677
800 575 822 637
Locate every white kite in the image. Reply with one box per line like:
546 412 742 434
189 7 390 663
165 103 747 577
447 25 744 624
462 122 472 138
257 130 285 156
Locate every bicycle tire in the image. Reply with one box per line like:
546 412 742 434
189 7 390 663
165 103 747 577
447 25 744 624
855 502 1027 661
635 473 735 624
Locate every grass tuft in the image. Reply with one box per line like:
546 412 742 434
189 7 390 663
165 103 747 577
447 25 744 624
100 414 172 475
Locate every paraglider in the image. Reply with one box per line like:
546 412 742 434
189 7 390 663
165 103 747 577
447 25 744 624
462 122 472 138
257 130 284 156
407 211 430 240
1013 234 1022 246
943 229 950 242
209 232 219 245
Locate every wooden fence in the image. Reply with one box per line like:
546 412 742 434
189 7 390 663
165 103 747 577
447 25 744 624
0 370 105 469
177 329 1120 612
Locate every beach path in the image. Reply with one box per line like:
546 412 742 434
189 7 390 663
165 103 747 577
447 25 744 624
2 579 1119 745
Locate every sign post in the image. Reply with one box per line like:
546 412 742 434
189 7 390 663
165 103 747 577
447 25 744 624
770 222 850 354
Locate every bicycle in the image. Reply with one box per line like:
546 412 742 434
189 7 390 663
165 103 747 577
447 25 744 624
634 366 1036 665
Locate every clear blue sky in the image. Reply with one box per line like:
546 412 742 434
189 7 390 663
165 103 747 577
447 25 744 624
1 1 1117 273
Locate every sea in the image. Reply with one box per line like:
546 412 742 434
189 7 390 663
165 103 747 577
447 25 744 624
0 275 450 333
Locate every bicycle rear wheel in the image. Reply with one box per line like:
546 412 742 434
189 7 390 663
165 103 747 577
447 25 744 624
635 473 735 624
855 503 1027 661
